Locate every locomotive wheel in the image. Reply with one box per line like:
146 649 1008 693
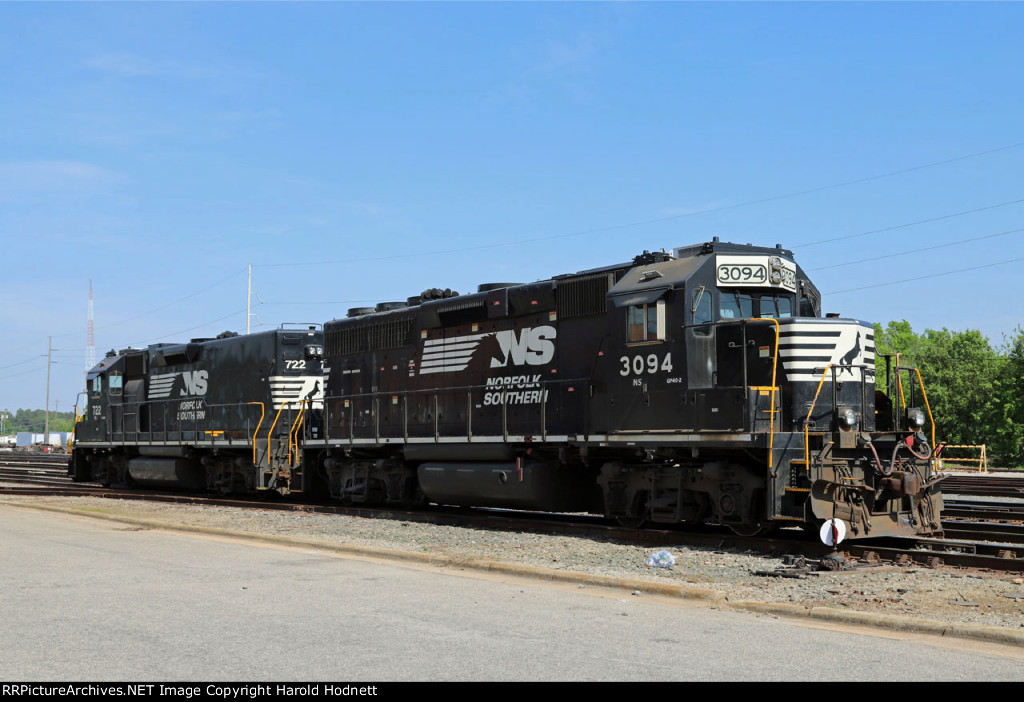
727 523 764 537
614 491 649 529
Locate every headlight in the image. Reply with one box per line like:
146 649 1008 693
837 407 857 430
906 408 925 430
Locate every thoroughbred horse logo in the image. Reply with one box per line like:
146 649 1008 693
838 331 862 377
302 380 322 405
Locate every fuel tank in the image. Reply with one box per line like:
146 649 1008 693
128 457 206 491
417 461 599 512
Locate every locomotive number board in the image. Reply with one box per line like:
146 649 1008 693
715 255 797 291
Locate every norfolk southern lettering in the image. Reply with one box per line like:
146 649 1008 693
482 374 548 405
489 325 556 367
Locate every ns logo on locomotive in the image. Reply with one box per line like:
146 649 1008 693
70 239 943 540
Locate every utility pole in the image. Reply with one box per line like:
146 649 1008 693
86 280 95 387
247 264 252 334
246 264 262 333
44 336 52 447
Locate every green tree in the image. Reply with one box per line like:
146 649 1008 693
872 321 1022 467
915 328 1000 449
4 409 76 435
872 320 926 400
990 326 1024 465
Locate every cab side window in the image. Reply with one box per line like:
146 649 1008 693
799 288 820 317
627 301 665 342
691 288 712 335
794 288 819 317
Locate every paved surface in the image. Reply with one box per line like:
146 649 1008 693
2 504 1024 681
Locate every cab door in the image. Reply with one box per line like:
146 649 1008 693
607 290 677 432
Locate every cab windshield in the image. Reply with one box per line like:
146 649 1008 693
719 291 793 320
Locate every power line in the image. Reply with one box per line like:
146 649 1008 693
0 365 46 381
826 258 1024 295
793 196 1024 248
809 226 1024 271
0 357 42 371
132 308 250 346
0 352 86 370
0 268 249 361
258 142 1024 268
92 267 248 332
3 143 1022 365
260 300 379 306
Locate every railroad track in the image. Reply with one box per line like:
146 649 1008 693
942 474 1024 497
943 498 1024 522
0 459 78 488
940 520 1024 545
0 453 69 469
3 460 1024 572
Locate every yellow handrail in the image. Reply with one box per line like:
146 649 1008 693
894 352 906 411
911 367 936 448
67 409 84 447
265 403 290 467
802 362 935 472
890 362 936 448
288 401 307 466
246 402 265 466
803 364 833 471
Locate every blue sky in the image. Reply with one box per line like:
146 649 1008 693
1 2 1022 414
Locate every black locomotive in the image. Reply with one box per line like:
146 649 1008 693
72 240 943 540
71 326 325 494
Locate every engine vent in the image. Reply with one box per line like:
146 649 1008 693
557 272 613 319
325 317 414 356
